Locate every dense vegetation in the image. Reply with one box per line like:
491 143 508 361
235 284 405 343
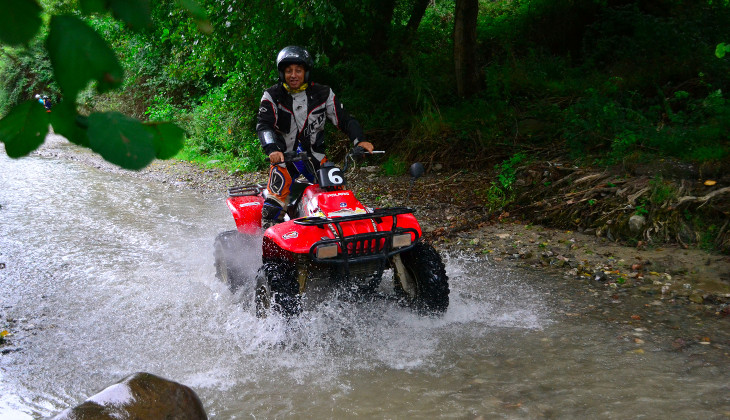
2 0 728 172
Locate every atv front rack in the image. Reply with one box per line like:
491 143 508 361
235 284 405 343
296 207 420 265
228 183 266 197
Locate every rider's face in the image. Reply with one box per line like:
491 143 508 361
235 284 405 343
284 64 306 90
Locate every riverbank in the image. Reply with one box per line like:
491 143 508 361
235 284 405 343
27 135 730 313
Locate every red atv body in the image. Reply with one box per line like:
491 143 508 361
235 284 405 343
214 152 449 317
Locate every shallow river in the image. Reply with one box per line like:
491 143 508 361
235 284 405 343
1 144 728 419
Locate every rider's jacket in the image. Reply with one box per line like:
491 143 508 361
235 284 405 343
256 83 364 158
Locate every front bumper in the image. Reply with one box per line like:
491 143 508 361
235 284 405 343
294 207 420 265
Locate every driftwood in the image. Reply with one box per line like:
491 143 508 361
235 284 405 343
676 186 730 207
627 187 650 205
572 173 604 185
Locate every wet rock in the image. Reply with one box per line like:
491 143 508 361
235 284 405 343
629 215 646 234
689 293 704 304
606 228 616 242
520 250 534 259
594 271 609 282
52 372 207 420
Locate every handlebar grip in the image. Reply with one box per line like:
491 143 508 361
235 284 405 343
265 152 305 165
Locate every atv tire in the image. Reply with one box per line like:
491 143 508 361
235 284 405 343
214 230 248 292
393 241 449 314
254 259 301 318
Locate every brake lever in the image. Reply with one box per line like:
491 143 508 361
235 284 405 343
343 148 385 172
265 151 308 164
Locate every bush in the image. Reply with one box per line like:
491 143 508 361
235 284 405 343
184 77 264 171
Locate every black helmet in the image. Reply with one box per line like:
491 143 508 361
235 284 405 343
276 46 313 82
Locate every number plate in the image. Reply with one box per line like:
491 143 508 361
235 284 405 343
318 166 344 187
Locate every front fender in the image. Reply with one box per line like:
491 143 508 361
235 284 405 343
227 196 264 234
263 221 330 257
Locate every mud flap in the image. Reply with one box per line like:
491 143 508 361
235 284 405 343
392 254 416 296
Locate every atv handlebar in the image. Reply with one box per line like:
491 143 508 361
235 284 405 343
264 151 308 165
265 148 383 166
349 145 384 158
343 147 383 172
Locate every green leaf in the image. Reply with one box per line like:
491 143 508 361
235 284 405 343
0 101 49 158
175 0 212 33
78 0 105 14
80 0 152 30
47 15 124 99
108 0 152 31
87 112 156 170
49 101 89 147
144 122 185 159
0 0 43 46
176 0 207 20
716 43 729 59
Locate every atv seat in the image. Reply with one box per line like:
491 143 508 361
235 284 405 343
286 179 311 218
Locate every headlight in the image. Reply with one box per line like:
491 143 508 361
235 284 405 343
392 233 412 248
316 243 339 259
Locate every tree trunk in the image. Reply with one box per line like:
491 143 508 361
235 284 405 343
403 0 431 46
371 0 398 56
454 0 479 97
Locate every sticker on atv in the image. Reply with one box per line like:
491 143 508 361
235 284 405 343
282 231 299 239
239 202 262 207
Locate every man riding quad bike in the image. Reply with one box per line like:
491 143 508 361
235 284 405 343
213 147 449 317
214 45 448 317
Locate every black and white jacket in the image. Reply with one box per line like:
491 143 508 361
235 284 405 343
256 83 364 161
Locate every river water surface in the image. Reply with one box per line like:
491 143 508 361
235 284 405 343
1 143 728 419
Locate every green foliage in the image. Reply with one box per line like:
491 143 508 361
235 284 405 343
479 152 528 212
717 43 730 58
0 100 49 157
87 111 157 169
47 15 123 100
0 36 57 116
0 0 43 46
4 0 729 175
563 81 730 164
381 155 408 176
649 176 677 205
184 78 264 171
145 95 179 122
495 152 526 190
0 0 203 169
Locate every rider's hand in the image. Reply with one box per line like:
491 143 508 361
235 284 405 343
269 151 284 164
357 141 374 153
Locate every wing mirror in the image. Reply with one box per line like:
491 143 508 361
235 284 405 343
407 163 425 204
409 162 425 181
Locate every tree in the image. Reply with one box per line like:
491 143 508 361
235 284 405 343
403 0 431 47
453 0 479 98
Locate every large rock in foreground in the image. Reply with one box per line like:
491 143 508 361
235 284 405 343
52 372 207 420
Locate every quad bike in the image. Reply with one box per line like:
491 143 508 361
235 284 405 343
213 147 449 317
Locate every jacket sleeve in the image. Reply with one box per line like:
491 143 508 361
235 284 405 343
325 89 364 146
256 90 282 155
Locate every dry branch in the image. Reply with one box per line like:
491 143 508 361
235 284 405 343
627 187 650 205
573 173 604 185
676 186 730 207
